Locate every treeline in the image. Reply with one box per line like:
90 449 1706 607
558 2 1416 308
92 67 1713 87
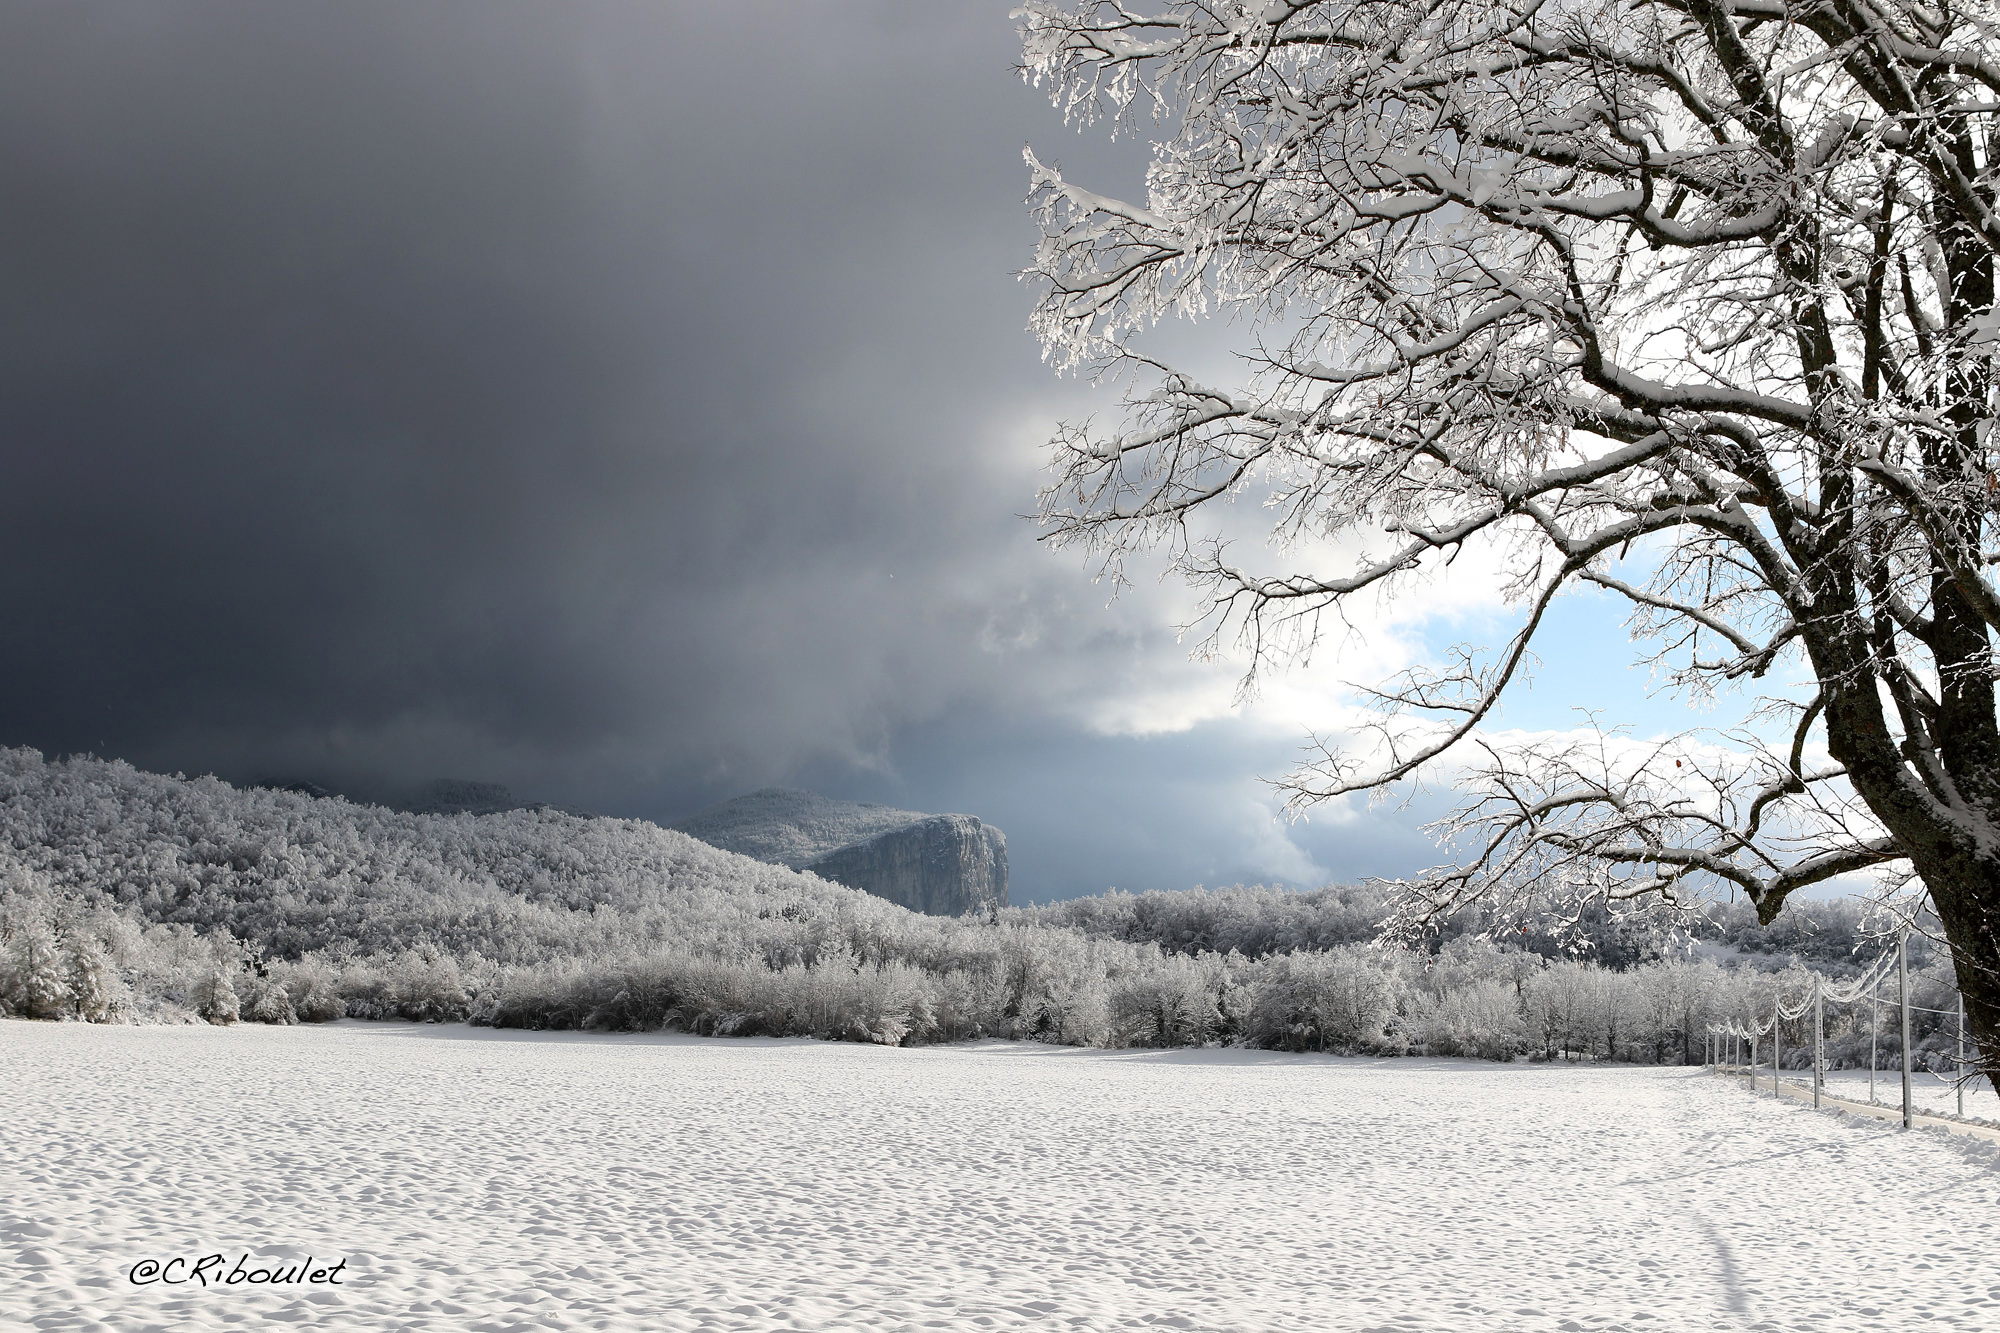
1006 884 1919 973
0 747 1965 1065
2 877 1967 1066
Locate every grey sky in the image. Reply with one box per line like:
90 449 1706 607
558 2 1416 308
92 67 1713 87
0 0 1622 900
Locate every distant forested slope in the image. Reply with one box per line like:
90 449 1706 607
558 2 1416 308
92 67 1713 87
0 746 890 963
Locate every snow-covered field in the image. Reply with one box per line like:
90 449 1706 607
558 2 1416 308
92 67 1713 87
1814 1067 2000 1123
6 1022 1996 1333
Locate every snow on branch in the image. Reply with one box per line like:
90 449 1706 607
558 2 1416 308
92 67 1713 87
1018 0 2000 977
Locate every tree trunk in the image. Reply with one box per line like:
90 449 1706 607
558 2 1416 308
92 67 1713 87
1913 851 2000 1099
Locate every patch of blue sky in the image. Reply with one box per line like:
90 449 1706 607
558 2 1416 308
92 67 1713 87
1402 571 1812 746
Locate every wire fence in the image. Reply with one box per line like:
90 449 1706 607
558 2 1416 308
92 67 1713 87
1705 933 1996 1135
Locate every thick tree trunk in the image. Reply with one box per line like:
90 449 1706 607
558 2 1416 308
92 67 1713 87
1911 850 2000 1100
1813 622 2000 1098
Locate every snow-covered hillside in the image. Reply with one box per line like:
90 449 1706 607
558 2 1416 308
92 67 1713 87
0 747 890 963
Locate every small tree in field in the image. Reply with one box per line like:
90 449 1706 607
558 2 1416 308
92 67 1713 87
69 936 125 1023
195 968 240 1025
4 918 73 1020
1020 0 2000 1088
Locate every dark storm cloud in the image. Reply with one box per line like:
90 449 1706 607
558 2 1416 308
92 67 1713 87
0 0 1412 897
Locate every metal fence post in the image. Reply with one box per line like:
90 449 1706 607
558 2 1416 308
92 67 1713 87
1958 993 1967 1119
1869 989 1879 1106
1773 998 1783 1099
1899 931 1913 1130
1813 984 1823 1110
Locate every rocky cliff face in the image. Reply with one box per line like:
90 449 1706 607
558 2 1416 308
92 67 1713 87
670 788 1008 916
804 815 1007 918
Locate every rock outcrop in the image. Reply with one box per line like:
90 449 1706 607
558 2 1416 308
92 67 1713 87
671 788 1008 916
803 815 1007 918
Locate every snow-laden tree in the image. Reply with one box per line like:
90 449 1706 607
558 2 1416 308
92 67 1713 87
1019 0 2000 1087
195 968 240 1025
69 936 126 1023
3 917 72 1020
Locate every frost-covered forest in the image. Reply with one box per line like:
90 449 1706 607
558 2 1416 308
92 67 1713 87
0 748 1967 1065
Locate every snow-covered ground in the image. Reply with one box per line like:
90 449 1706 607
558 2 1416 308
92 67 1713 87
6 1022 1996 1333
1806 1066 2000 1123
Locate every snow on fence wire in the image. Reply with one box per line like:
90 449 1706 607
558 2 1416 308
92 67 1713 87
1705 933 1990 1134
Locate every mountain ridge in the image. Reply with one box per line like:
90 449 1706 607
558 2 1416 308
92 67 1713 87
671 788 1008 915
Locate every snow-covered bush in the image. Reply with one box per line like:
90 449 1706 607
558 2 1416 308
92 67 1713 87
2 918 73 1020
928 961 1009 1042
193 969 239 1025
1244 948 1404 1053
238 970 296 1025
1405 980 1526 1061
68 937 128 1023
385 951 472 1023
1522 963 1603 1061
998 927 1115 1046
272 957 347 1022
1109 950 1226 1047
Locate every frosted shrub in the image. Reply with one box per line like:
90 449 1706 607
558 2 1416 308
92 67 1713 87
194 968 240 1025
1109 951 1224 1047
388 951 471 1022
1424 937 1530 997
679 956 780 1036
1246 948 1402 1053
69 937 129 1023
1050 981 1112 1048
752 952 930 1045
117 921 217 1011
842 959 940 1046
1523 962 1602 1060
772 949 863 1039
1632 960 1727 1065
884 961 942 1044
479 961 594 1030
1597 969 1645 1063
929 962 1008 1041
239 971 297 1025
334 959 397 1020
275 957 348 1022
2 918 74 1020
1001 928 1114 1046
1012 883 1393 958
477 950 956 1045
575 954 691 1031
1406 979 1524 1061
